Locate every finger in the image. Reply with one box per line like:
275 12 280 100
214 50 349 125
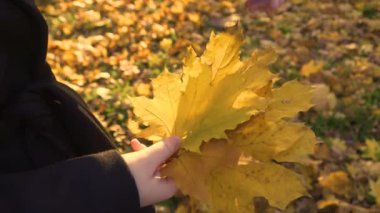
143 136 181 168
152 178 178 201
130 139 147 151
140 178 177 207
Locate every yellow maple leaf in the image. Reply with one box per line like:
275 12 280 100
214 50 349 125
208 162 308 212
265 80 314 122
227 114 315 163
132 31 315 212
130 70 182 137
130 32 276 152
300 60 324 77
162 141 308 212
319 171 353 197
162 140 241 201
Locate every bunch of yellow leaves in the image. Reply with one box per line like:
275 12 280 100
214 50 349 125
130 31 316 212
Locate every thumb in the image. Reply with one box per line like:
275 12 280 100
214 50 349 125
130 139 147 151
144 136 181 168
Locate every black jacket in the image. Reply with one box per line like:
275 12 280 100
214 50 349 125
0 0 153 212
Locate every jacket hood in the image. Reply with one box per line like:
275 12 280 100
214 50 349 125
12 0 54 82
0 0 115 155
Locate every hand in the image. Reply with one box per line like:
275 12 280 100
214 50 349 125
122 136 180 207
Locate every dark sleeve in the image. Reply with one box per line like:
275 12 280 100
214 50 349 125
0 150 153 213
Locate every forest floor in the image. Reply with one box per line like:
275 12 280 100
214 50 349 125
37 0 380 212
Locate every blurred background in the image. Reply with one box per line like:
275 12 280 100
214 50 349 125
36 0 379 212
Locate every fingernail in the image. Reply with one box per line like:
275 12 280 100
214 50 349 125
130 139 140 145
